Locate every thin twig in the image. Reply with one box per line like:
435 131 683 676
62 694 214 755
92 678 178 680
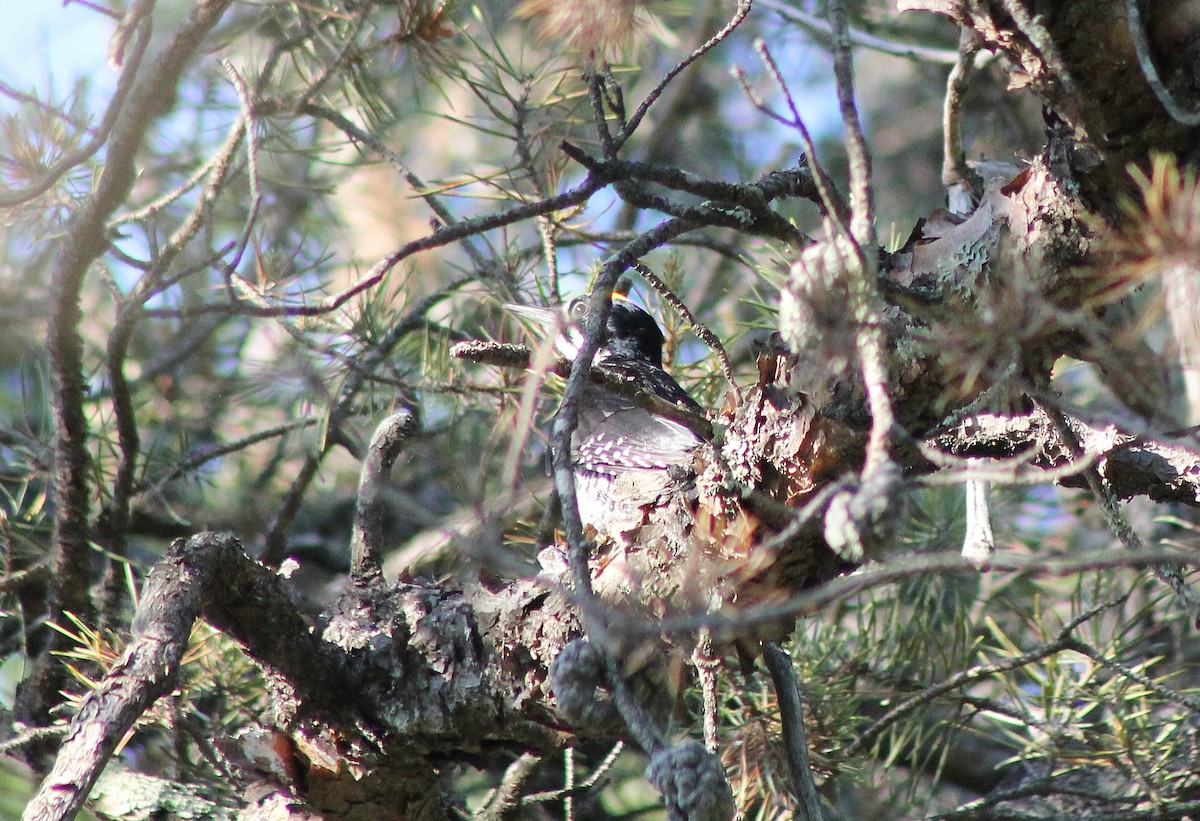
694 629 720 753
826 0 875 250
942 28 981 208
562 141 806 244
997 0 1082 120
142 420 318 496
521 229 753 267
477 752 543 820
0 79 96 132
736 43 848 223
97 310 140 630
350 410 419 582
826 1 896 479
763 643 825 821
134 82 249 298
1123 0 1200 125
511 76 563 301
298 102 491 272
538 216 561 302
0 1 153 209
497 321 563 515
757 0 960 64
261 281 468 565
631 260 743 403
110 146 233 227
149 171 614 321
107 0 152 64
586 69 617 159
521 741 624 804
563 746 575 821
1064 638 1200 714
1043 403 1200 623
617 0 753 149
0 724 67 755
218 60 263 287
111 26 301 230
294 6 369 111
845 596 1129 756
605 655 668 755
629 547 1200 641
561 142 814 213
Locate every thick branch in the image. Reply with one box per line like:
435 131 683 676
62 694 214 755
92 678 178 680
350 411 419 581
23 532 333 821
30 0 234 728
931 408 1200 506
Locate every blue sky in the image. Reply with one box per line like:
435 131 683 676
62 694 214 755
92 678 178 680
0 3 113 114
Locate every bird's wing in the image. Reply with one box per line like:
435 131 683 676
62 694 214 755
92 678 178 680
573 388 702 475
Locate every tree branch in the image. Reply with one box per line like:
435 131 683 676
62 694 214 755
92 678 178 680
350 411 419 582
23 532 340 821
28 0 235 730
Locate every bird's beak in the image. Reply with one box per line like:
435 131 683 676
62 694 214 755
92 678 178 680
503 303 562 333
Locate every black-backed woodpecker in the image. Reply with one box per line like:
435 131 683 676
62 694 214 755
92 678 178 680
507 293 706 541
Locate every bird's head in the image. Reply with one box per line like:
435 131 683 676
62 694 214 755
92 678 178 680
505 292 666 367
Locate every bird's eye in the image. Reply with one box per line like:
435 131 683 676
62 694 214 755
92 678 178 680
568 299 589 320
